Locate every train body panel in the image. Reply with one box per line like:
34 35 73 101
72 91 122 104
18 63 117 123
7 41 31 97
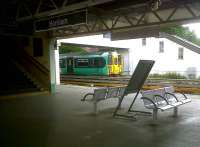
74 67 108 76
59 58 68 74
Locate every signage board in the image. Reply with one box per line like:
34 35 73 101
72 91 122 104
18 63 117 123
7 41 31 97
34 10 87 32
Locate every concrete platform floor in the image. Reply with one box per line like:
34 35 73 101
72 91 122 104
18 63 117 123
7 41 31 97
0 85 200 147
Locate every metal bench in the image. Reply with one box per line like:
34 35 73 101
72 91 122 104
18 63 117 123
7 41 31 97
81 87 126 114
164 86 192 104
141 88 180 120
141 86 191 120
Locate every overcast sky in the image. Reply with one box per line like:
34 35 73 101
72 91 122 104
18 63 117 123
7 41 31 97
184 23 200 37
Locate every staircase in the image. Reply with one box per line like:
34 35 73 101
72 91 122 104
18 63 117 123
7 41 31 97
159 32 200 54
0 59 40 95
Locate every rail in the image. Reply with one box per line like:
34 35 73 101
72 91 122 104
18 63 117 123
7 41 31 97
60 75 200 88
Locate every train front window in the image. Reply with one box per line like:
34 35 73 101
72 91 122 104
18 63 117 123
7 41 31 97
108 55 112 65
114 58 118 65
118 55 122 65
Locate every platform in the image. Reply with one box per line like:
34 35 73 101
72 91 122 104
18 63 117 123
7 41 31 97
0 85 200 147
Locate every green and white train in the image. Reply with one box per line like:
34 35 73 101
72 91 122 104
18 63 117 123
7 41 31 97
59 52 122 76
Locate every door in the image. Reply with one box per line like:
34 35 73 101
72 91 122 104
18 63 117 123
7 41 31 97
67 57 74 74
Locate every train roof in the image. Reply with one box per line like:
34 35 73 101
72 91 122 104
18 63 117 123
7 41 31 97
60 42 129 51
59 51 118 58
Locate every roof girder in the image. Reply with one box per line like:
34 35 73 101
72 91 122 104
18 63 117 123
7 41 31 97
52 1 200 38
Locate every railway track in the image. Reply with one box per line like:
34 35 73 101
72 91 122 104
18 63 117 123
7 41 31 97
60 75 200 88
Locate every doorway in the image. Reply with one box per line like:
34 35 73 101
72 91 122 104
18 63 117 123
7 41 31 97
67 57 74 74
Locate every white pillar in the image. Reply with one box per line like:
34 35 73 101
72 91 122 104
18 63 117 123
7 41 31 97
55 49 60 85
49 39 56 93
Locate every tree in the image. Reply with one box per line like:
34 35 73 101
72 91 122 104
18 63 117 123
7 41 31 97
59 44 86 54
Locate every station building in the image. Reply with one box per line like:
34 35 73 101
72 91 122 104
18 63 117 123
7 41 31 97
1 1 200 147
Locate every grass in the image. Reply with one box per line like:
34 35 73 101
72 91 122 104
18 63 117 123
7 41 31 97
143 85 200 94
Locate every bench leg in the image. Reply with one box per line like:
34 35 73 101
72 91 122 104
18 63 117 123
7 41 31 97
118 98 121 109
93 101 98 114
153 109 158 120
173 107 178 117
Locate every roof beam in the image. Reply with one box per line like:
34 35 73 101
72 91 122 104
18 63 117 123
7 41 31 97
16 0 114 21
52 1 200 38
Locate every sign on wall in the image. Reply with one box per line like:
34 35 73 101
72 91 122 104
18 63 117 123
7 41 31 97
34 10 87 32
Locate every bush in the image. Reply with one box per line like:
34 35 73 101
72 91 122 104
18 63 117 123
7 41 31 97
59 44 86 54
149 72 187 79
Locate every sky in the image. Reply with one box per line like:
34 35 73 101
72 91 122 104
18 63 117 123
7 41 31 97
184 23 200 37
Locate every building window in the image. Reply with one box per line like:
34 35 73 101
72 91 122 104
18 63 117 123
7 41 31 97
142 38 146 46
159 41 164 53
178 47 184 60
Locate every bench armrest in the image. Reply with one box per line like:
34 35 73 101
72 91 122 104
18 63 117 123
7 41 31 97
165 92 181 101
154 94 169 104
178 93 189 100
141 97 158 109
81 93 94 101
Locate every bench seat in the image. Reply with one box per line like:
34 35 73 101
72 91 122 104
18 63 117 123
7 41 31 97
158 104 174 111
181 98 192 103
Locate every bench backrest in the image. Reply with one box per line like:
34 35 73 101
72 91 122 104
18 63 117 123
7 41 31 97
94 86 126 101
164 86 176 101
164 86 175 93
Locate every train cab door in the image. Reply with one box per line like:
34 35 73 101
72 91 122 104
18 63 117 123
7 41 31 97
67 57 74 74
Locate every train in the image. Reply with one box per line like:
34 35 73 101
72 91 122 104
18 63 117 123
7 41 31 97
59 51 123 76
